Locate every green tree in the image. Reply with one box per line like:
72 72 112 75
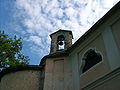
0 31 29 71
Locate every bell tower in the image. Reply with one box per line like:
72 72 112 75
50 29 73 53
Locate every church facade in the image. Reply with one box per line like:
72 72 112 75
0 2 120 90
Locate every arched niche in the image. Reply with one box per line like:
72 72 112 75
57 35 65 50
81 49 102 73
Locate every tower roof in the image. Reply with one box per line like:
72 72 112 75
50 29 73 39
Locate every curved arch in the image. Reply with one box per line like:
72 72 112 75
81 49 102 73
57 35 65 50
57 35 65 41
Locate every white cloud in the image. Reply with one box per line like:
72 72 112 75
28 36 42 46
14 0 119 57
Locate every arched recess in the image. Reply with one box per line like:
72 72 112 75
57 35 65 50
80 49 102 73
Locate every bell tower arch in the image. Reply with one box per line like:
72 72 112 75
50 29 73 53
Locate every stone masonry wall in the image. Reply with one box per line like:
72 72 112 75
0 70 41 90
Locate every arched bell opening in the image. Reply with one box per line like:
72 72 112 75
57 35 65 50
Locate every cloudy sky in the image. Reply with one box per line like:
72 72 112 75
0 0 119 65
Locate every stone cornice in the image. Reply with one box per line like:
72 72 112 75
81 67 120 90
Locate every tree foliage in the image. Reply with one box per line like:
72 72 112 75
0 31 29 71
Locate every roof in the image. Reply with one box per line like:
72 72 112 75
0 65 44 81
40 1 120 65
50 29 73 39
40 51 69 65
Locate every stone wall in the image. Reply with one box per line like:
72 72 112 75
69 2 120 90
43 56 73 90
0 65 44 90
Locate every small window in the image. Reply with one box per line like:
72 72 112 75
82 49 102 73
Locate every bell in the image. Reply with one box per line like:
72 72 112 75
58 41 63 45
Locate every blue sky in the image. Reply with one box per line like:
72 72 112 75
0 0 119 65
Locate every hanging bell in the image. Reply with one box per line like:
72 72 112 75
58 41 63 46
